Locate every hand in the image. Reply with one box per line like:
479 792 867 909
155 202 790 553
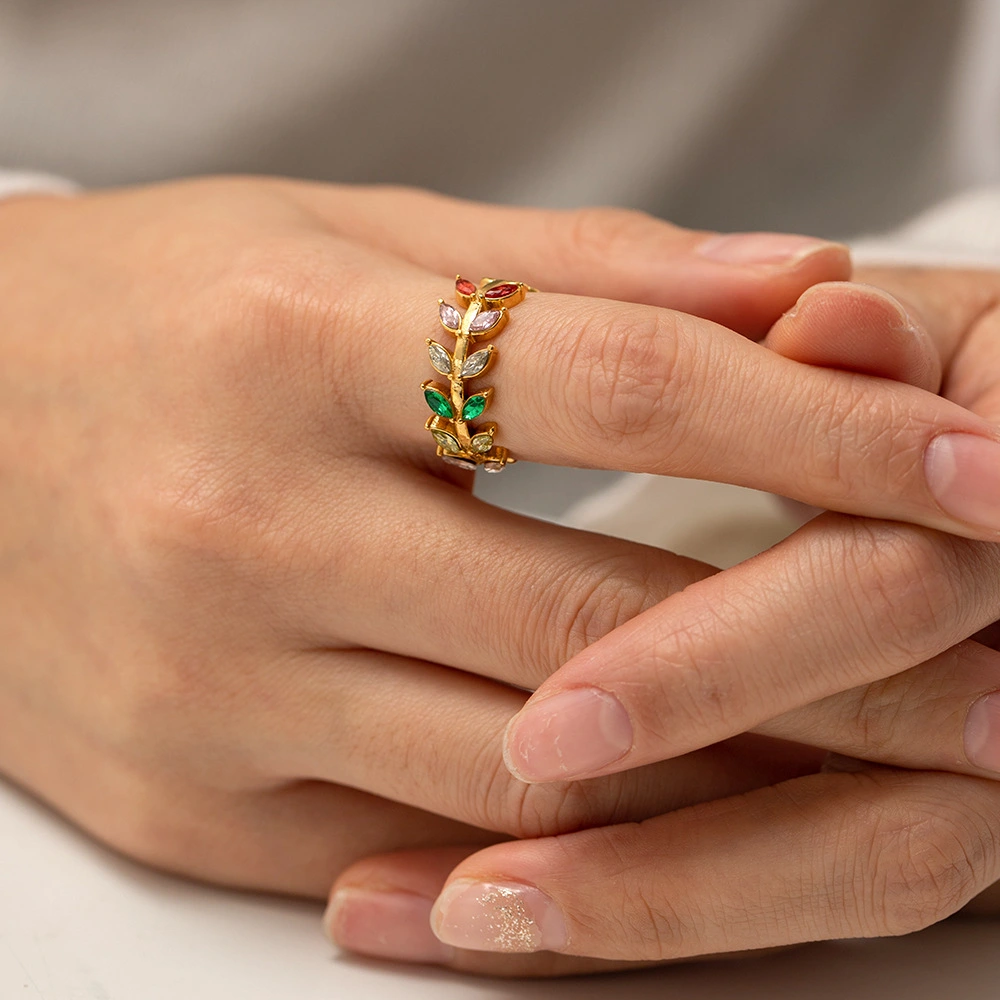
0 177 886 899
344 267 1000 975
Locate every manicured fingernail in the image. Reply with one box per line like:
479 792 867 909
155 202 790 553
431 880 567 953
325 888 453 964
925 433 1000 533
697 232 842 266
503 687 633 782
965 692 1000 773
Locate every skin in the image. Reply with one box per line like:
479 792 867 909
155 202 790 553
1 178 998 974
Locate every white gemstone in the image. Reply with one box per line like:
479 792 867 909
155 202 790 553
439 302 463 331
461 347 493 378
483 460 505 473
470 309 501 333
427 341 453 375
441 455 477 471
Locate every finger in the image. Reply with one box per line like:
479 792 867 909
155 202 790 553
758 639 1000 778
259 238 1000 539
852 265 1000 373
279 181 851 337
429 768 1000 960
326 845 664 975
764 281 942 391
501 513 1000 783
302 464 711 689
346 261 1000 540
241 643 820 839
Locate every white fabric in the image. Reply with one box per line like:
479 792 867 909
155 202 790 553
0 170 77 201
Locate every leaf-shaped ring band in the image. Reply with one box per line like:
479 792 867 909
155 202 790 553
421 276 536 473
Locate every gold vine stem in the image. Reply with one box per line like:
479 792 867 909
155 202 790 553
448 298 481 451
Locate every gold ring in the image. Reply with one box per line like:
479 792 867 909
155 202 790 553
422 276 535 473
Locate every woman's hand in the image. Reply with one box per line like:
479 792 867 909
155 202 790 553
0 177 879 898
345 267 1000 976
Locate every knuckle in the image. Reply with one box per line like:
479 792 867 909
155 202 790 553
821 520 970 666
800 381 925 504
556 206 674 265
866 791 994 935
558 304 685 453
554 553 666 663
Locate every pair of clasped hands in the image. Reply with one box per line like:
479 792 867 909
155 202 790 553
6 178 1000 977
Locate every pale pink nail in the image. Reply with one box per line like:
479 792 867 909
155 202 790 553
503 686 633 782
431 880 567 953
925 433 1000 533
325 888 453 964
697 232 841 265
965 692 1000 773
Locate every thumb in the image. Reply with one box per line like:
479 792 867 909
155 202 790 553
281 181 851 338
325 844 656 976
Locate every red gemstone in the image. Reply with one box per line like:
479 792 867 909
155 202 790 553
484 282 518 299
455 278 477 296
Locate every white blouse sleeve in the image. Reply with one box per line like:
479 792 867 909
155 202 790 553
0 170 78 202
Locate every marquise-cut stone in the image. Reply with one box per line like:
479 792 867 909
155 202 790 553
469 309 502 333
461 394 488 420
461 348 492 377
428 341 453 374
455 277 478 296
424 388 454 418
470 432 493 453
483 460 506 473
431 429 461 453
484 282 518 299
438 302 462 331
441 454 477 471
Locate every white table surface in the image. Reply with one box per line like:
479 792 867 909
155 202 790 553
3 778 1000 1000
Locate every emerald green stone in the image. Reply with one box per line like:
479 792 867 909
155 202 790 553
424 388 454 418
462 394 487 420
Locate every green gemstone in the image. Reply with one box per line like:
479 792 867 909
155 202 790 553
462 394 488 420
424 388 454 418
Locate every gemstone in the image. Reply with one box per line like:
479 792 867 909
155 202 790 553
483 460 505 473
427 341 453 374
431 429 461 453
461 394 488 420
484 282 518 299
424 388 454 418
461 347 493 378
438 302 462 331
441 455 477 471
455 277 478 297
470 432 493 453
469 309 502 333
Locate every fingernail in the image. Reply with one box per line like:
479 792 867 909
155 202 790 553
324 888 453 964
965 692 1000 773
431 880 567 953
697 232 842 266
925 433 1000 533
503 686 633 782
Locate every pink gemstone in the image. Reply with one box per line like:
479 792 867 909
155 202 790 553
438 302 462 330
484 282 518 299
455 278 477 297
469 309 501 333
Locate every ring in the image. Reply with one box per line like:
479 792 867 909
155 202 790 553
422 275 535 473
